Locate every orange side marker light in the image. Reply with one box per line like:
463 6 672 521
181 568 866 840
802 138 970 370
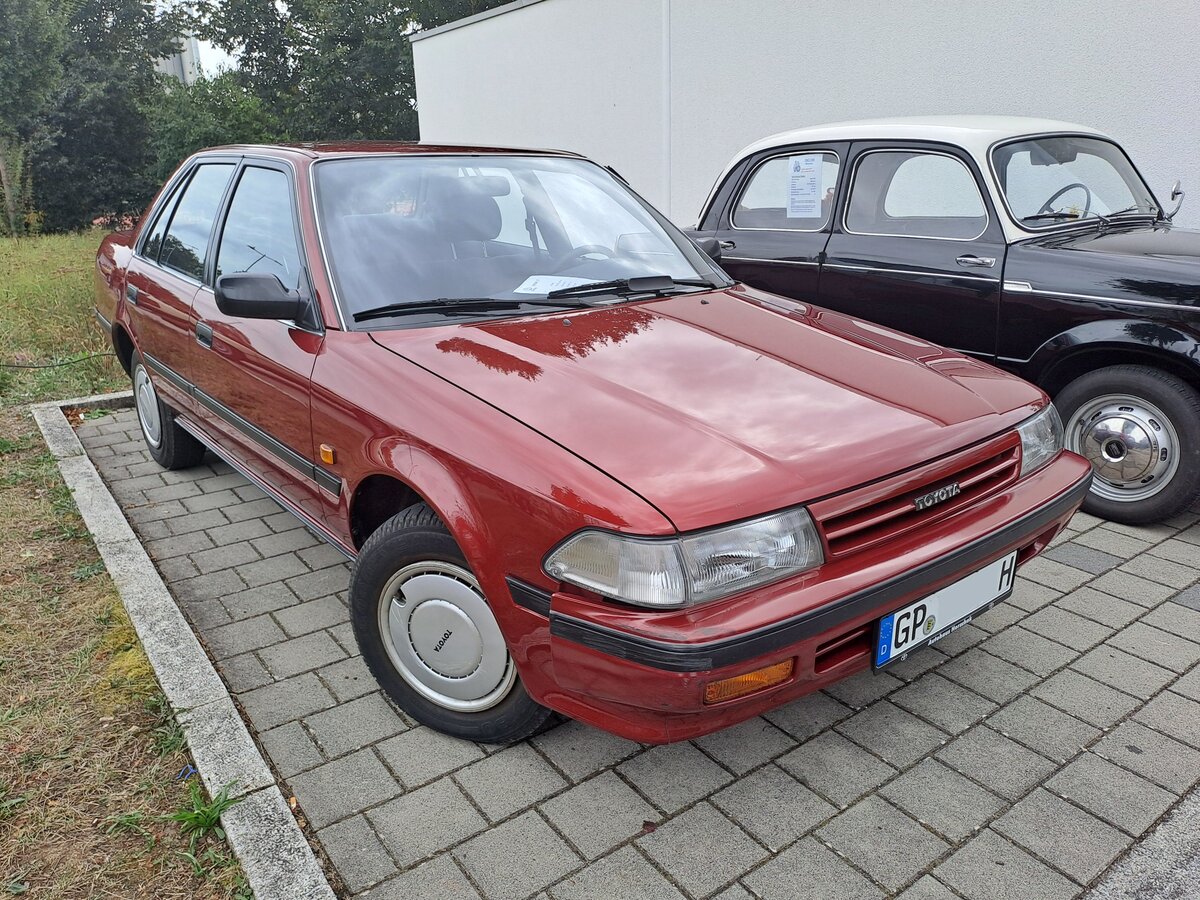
703 659 795 705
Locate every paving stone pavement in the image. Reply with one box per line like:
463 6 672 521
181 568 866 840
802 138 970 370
78 407 1200 900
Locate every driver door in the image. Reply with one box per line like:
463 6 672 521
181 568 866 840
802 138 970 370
819 143 1007 360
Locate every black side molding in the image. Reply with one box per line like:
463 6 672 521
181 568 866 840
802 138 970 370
550 471 1092 673
144 352 341 497
508 577 552 617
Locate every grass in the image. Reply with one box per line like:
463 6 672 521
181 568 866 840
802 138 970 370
0 232 250 898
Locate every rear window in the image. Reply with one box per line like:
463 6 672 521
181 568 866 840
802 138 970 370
158 164 235 280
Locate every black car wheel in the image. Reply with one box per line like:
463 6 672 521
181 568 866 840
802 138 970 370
349 502 554 743
1056 365 1200 524
131 351 207 470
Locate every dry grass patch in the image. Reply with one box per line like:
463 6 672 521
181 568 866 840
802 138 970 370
1 232 250 898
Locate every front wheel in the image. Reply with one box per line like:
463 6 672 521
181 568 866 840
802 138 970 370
349 502 553 743
1056 365 1200 524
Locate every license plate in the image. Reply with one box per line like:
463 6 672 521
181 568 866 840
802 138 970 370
874 551 1017 669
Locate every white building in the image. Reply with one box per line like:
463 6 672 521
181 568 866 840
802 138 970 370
411 0 1200 228
156 34 203 85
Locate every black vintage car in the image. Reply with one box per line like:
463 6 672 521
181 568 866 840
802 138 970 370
690 116 1200 524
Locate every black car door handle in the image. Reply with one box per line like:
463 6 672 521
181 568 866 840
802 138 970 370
125 284 138 305
196 321 213 349
719 240 736 251
956 255 996 268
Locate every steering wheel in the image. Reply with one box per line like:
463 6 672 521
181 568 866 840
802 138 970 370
554 244 615 269
1039 183 1092 216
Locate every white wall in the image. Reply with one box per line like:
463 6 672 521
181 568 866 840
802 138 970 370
414 0 1200 228
413 0 670 208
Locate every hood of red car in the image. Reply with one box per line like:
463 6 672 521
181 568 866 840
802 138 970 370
370 286 1044 531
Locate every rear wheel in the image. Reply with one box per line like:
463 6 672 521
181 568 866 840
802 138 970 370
1056 365 1200 524
349 502 553 743
131 351 206 470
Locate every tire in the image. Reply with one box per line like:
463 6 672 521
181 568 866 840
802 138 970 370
349 502 553 743
131 351 207 470
1055 365 1200 524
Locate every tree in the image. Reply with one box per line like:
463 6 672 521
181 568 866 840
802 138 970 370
196 0 510 142
32 0 183 231
0 0 65 234
147 73 282 184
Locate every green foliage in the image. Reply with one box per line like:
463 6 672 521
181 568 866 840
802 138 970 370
197 0 511 142
167 780 240 854
0 0 65 138
0 0 65 235
3 0 513 232
147 73 281 184
32 0 183 232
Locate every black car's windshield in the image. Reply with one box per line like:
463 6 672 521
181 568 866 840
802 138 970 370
313 155 725 323
992 136 1159 229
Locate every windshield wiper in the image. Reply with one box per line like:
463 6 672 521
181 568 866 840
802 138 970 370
546 274 716 300
1021 211 1082 223
352 296 591 323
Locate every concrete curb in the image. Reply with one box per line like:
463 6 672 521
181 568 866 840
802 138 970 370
32 391 336 900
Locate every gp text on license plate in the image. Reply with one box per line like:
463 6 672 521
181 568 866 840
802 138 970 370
874 551 1017 669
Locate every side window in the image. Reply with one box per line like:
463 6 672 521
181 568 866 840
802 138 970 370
216 167 302 289
733 152 840 230
159 164 235 279
142 178 186 261
847 151 986 239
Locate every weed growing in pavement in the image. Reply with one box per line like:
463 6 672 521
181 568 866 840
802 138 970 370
169 781 240 854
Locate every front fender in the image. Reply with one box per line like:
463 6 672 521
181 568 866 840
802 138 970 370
1024 318 1200 388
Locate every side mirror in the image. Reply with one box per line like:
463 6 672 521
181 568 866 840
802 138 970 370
215 273 304 320
1166 180 1185 221
692 235 723 264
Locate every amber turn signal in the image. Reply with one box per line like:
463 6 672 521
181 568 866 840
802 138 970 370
703 659 795 705
319 444 336 464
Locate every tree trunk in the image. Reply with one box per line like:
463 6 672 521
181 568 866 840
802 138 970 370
0 142 21 236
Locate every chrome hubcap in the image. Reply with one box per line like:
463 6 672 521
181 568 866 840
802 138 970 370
133 364 163 449
1065 394 1179 502
377 561 515 712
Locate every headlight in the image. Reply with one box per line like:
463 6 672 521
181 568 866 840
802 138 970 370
1018 404 1064 478
543 507 823 609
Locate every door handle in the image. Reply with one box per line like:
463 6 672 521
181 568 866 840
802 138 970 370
719 240 736 251
956 255 996 268
196 321 213 349
125 284 138 305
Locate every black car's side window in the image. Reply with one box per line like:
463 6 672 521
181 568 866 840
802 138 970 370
158 164 235 280
733 152 841 231
216 167 302 290
846 151 987 240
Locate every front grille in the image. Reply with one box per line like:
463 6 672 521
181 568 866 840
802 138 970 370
811 432 1021 559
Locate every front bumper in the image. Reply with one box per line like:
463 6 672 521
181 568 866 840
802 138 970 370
529 452 1093 743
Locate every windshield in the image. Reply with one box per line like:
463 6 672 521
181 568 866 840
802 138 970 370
992 136 1158 228
313 155 719 320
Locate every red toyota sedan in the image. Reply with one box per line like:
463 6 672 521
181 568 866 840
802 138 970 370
95 143 1092 744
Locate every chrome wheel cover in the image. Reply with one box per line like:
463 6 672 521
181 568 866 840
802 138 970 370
1065 393 1180 502
133 363 163 449
377 561 515 712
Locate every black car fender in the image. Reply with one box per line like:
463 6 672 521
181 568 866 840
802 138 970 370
1021 317 1200 395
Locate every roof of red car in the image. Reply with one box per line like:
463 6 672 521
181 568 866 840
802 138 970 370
202 141 585 159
